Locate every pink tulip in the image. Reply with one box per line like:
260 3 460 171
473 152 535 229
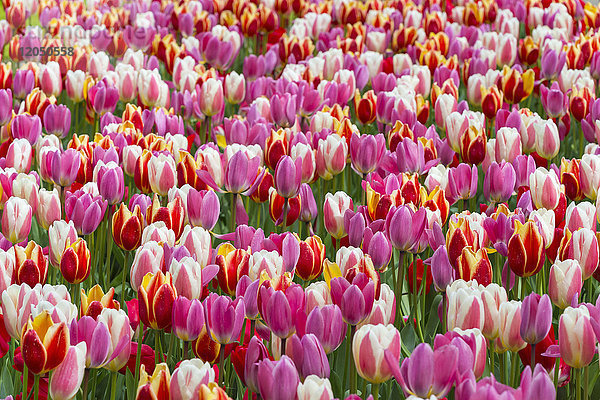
495 127 521 163
169 257 204 300
97 308 133 371
330 273 375 326
40 61 62 97
559 305 597 368
224 71 246 105
323 191 353 240
259 284 304 339
49 343 86 400
565 202 596 232
529 167 561 210
480 283 508 340
580 154 600 201
170 359 216 400
496 300 526 353
6 139 32 173
199 78 224 117
203 293 245 344
297 376 334 400
446 280 484 332
534 119 560 160
352 324 401 383
349 133 386 175
148 153 177 197
566 228 599 280
130 241 164 291
171 296 205 342
549 259 582 309
316 135 348 180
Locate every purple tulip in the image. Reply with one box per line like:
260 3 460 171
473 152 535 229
512 155 537 189
540 82 568 119
591 52 600 80
395 137 438 175
171 296 205 342
259 284 305 339
349 133 386 175
285 333 330 380
299 183 318 223
187 189 220 230
49 148 81 188
483 212 521 256
330 273 375 326
274 156 302 199
12 70 35 100
70 316 128 369
304 305 346 354
344 210 366 248
0 89 12 126
456 374 521 400
123 25 156 51
203 293 245 345
430 245 454 292
243 55 267 81
447 163 478 203
270 93 298 127
43 104 71 138
385 205 427 252
257 356 299 400
11 113 42 145
64 190 108 235
129 194 152 218
495 109 522 133
245 336 270 393
540 49 566 81
385 342 457 399
365 231 392 270
236 276 260 320
483 161 516 203
96 162 124 205
520 293 552 345
88 79 119 115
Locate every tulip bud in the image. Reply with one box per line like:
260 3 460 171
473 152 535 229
170 359 216 400
6 138 32 173
520 293 552 345
138 271 177 330
352 324 401 383
49 220 78 268
548 259 582 309
324 192 353 240
559 305 596 368
508 220 546 277
60 238 91 284
49 342 87 400
172 296 205 342
2 196 32 244
13 241 47 286
446 280 484 331
496 300 526 353
112 203 144 252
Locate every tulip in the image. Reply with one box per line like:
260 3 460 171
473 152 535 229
274 156 303 199
520 293 553 345
580 154 600 201
297 376 334 400
204 293 245 344
385 205 426 252
0 89 12 126
172 296 205 342
349 133 386 175
363 283 396 326
49 148 81 188
496 300 526 353
224 71 246 105
260 284 304 339
565 202 596 232
40 61 62 97
22 310 70 374
138 271 177 330
97 308 133 371
146 195 186 240
148 153 177 197
95 161 125 205
563 228 599 280
507 220 546 278
495 127 522 163
112 203 144 252
479 284 508 341
216 244 250 295
534 119 560 160
455 247 493 286
447 164 478 203
323 192 353 240
170 359 216 400
446 280 484 331
431 246 454 292
198 78 224 117
296 236 325 281
65 70 85 102
501 65 534 104
6 138 32 173
285 333 330 379
483 162 516 203
559 306 596 368
305 305 346 354
548 259 582 309
2 196 32 244
353 324 401 383
64 190 107 235
11 113 42 145
386 342 457 399
540 82 568 118
80 285 120 320
12 175 39 220
257 356 299 400
43 104 71 138
136 363 170 400
316 135 348 180
87 80 119 115
13 241 47 286
330 273 375 326
187 189 220 230
48 220 78 268
70 316 112 368
520 364 557 400
60 238 90 284
48 342 86 400
496 34 517 67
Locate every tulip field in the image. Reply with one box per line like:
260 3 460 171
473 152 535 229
3 0 600 399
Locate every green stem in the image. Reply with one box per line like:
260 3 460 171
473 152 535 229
531 343 536 369
155 331 160 365
576 367 581 400
90 369 98 400
500 351 506 384
553 357 559 391
121 251 130 307
350 325 357 394
33 374 39 400
218 349 225 387
82 369 90 399
395 252 405 327
280 198 288 231
510 351 519 387
134 322 143 385
372 383 380 400
230 193 237 233
167 334 175 367
110 371 117 400
22 364 28 400
584 366 589 400
342 324 351 394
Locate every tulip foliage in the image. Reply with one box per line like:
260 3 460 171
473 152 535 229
3 0 600 399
